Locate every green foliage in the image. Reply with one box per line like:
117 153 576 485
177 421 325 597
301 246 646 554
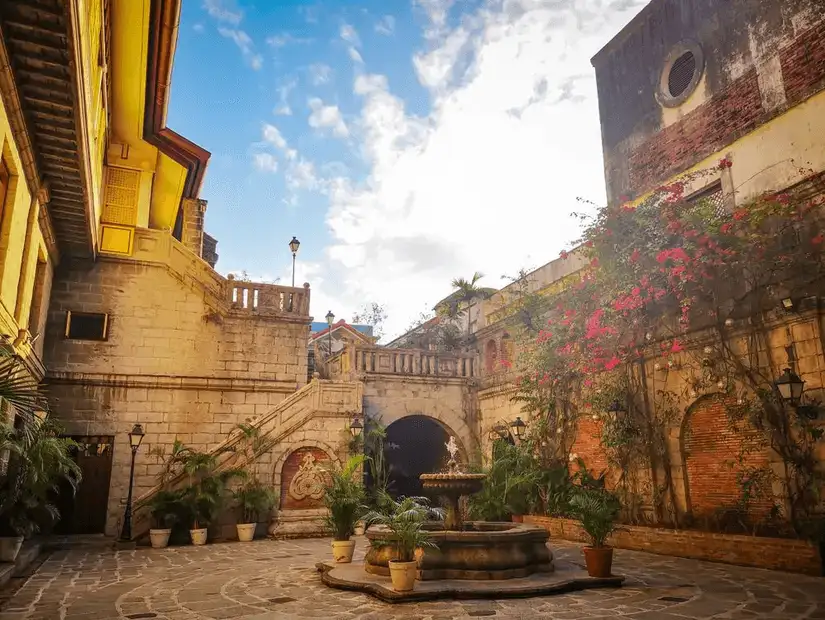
179 449 246 529
467 441 541 520
147 489 184 530
363 496 442 562
323 455 366 540
0 417 81 538
569 488 621 548
233 479 277 524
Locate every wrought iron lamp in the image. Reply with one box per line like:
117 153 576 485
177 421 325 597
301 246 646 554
119 423 145 541
289 237 300 287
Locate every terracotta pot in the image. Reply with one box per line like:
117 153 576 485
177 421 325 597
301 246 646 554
354 523 365 536
190 528 208 546
388 560 417 592
236 523 256 542
511 515 524 523
149 529 172 549
0 536 23 562
583 546 613 578
332 539 356 563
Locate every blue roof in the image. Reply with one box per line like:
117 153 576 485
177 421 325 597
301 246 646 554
309 322 374 336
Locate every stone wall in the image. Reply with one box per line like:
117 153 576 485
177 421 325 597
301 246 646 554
525 515 822 575
44 252 311 535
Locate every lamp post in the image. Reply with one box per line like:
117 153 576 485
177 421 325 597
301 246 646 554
289 237 300 288
774 367 804 407
510 416 526 443
349 416 364 438
325 310 335 357
119 423 145 541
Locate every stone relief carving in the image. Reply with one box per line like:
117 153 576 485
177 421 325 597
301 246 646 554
288 452 328 501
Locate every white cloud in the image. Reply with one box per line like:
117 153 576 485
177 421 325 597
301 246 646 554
308 63 333 85
274 79 297 116
348 47 364 64
340 23 361 47
375 15 396 36
203 0 243 25
262 123 288 149
253 153 279 173
267 33 314 48
218 27 263 70
308 98 349 138
193 23 205 33
297 0 647 338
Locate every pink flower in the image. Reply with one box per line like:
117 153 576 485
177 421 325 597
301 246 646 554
604 356 621 371
812 234 824 245
630 249 641 263
720 223 733 233
560 250 569 259
718 157 733 169
670 340 683 353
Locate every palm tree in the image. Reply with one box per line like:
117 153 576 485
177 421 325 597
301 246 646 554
449 271 485 337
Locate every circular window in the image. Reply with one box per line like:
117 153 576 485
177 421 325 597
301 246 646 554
658 42 704 108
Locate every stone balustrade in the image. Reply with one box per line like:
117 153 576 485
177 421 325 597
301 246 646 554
333 345 476 380
227 278 310 318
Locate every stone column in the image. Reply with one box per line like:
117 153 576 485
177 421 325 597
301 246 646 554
181 198 208 258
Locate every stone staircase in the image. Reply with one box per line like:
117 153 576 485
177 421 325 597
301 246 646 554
129 378 363 541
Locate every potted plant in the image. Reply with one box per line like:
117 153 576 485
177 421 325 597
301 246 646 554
569 487 620 578
0 415 80 562
363 496 440 592
233 479 277 542
146 489 183 549
322 455 365 563
180 449 246 545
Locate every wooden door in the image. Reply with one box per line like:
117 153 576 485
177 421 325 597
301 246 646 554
54 436 114 534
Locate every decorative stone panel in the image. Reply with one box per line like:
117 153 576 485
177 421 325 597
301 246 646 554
279 447 331 511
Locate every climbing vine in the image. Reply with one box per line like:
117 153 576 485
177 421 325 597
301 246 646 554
512 160 825 536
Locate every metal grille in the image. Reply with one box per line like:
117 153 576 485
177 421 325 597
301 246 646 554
688 182 726 217
102 166 139 225
669 51 697 97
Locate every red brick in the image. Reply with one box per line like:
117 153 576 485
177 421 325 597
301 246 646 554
279 447 331 510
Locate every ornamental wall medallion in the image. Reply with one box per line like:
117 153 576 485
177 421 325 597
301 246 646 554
280 447 331 510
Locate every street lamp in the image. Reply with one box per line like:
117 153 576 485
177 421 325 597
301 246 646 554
510 416 526 443
119 423 145 541
325 310 335 357
289 237 300 288
349 416 364 438
607 400 627 417
774 367 805 407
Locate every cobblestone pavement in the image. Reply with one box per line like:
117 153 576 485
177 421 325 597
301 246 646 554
0 537 823 620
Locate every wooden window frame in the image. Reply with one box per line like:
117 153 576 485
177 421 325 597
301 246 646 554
64 310 110 341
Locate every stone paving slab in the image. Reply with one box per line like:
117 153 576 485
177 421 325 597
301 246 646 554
0 536 823 619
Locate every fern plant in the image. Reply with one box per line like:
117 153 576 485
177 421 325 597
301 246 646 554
568 488 621 548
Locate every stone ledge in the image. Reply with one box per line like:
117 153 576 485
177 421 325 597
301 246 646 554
317 559 624 603
525 515 823 576
0 541 43 589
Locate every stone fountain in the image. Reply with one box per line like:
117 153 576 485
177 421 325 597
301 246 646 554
364 436 554 580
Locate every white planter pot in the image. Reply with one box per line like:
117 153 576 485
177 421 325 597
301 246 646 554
149 529 172 549
389 560 417 592
0 536 23 563
190 528 208 546
236 523 256 542
331 539 356 563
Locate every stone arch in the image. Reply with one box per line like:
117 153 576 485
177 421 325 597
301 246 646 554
679 394 774 522
484 339 498 374
383 413 468 498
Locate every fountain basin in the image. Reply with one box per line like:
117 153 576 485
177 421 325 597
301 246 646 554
364 521 554 580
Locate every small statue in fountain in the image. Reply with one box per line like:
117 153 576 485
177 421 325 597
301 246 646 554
445 436 460 474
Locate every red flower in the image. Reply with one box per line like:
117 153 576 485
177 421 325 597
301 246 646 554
720 223 733 233
631 287 641 296
630 248 641 263
671 340 683 353
560 250 569 259
813 234 824 245
733 209 748 220
604 356 621 371
718 157 733 169
590 257 599 268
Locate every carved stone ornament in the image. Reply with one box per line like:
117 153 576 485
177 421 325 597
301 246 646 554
288 452 328 501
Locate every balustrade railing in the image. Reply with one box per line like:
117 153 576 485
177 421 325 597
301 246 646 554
340 345 476 379
227 278 310 317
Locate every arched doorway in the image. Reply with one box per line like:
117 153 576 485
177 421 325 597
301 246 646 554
383 415 451 498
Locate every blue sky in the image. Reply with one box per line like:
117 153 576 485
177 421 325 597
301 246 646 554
167 0 646 339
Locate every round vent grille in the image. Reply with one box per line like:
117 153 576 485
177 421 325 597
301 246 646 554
668 51 697 98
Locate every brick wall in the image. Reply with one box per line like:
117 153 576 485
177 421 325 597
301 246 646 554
525 515 821 575
683 396 774 519
279 447 331 510
571 415 609 475
626 70 763 192
181 198 206 258
780 18 825 106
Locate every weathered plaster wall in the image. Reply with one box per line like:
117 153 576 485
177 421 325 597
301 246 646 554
592 0 825 202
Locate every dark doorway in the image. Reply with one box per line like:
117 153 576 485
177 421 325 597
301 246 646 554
54 436 114 534
384 416 450 498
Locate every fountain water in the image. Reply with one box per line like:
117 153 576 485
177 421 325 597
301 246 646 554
364 436 554 580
